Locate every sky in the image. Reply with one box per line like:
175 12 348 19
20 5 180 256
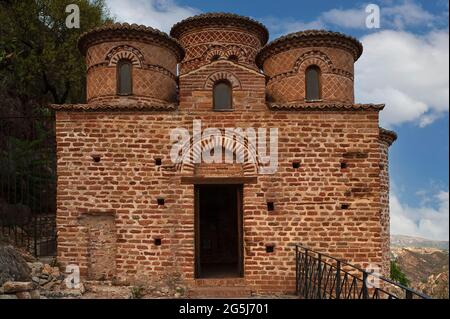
104 0 449 241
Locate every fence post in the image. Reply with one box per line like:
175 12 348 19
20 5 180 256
33 215 38 257
335 260 341 299
362 271 369 299
295 245 299 295
405 290 413 299
304 248 309 298
317 253 322 299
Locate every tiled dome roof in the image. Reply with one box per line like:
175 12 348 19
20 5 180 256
78 22 184 61
257 30 363 67
170 12 269 45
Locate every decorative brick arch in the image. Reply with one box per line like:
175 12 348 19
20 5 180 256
205 45 225 62
267 50 334 85
106 45 144 67
205 71 242 89
294 50 333 74
223 45 246 62
175 132 261 176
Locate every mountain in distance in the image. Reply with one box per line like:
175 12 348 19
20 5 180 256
391 234 449 250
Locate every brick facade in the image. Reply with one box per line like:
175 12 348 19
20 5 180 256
52 14 396 295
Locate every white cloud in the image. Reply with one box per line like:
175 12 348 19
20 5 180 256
355 29 449 128
391 190 449 241
320 1 437 30
105 0 200 32
263 0 440 36
321 7 367 29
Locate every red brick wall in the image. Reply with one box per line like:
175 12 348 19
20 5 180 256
55 109 384 294
379 139 391 277
176 26 264 74
86 40 178 105
262 47 355 104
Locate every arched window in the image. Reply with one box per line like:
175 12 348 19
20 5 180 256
305 65 321 101
213 81 232 110
117 60 132 95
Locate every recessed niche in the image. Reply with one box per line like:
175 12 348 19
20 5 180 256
340 162 348 169
266 245 275 253
91 155 101 163
292 161 301 169
341 203 350 210
267 202 275 211
154 238 162 246
155 158 162 166
157 198 165 206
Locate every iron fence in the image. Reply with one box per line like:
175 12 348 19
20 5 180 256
295 244 431 299
0 115 56 257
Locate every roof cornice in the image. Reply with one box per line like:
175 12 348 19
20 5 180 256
257 30 363 68
78 23 184 62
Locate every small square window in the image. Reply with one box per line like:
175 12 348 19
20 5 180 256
341 203 350 210
267 202 275 211
266 245 274 253
154 238 162 246
155 158 162 166
292 161 301 169
157 198 165 206
341 162 348 169
91 155 101 163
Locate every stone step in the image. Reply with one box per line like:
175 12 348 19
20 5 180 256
194 278 246 287
188 286 252 298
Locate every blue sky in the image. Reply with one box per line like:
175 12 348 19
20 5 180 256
105 0 449 240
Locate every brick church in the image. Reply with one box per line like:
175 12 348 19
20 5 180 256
51 13 396 295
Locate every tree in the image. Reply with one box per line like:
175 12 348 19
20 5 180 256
0 0 112 118
390 260 410 287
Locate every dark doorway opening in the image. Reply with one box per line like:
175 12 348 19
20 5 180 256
195 184 243 278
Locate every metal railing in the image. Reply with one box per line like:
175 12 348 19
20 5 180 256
0 115 56 256
295 245 430 299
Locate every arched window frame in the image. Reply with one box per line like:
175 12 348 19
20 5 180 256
213 80 233 111
117 59 133 96
305 65 322 102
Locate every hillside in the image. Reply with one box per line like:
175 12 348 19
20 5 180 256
391 235 449 299
391 235 449 250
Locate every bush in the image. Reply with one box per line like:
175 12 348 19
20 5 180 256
390 260 410 287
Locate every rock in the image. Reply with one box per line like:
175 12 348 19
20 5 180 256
42 264 53 276
28 262 44 276
0 244 31 286
30 289 40 299
160 287 169 294
42 280 56 290
2 281 33 293
16 291 31 299
174 293 181 298
51 267 61 278
32 276 40 284
0 294 18 299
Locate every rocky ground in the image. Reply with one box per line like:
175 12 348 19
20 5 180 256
391 246 449 299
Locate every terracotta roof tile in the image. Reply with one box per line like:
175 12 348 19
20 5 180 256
170 12 269 45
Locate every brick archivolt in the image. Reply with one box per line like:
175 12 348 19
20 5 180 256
204 45 247 63
176 133 260 176
268 50 353 86
204 71 242 89
106 45 144 67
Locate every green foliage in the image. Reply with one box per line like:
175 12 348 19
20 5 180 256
390 260 410 287
0 0 112 112
0 119 55 207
